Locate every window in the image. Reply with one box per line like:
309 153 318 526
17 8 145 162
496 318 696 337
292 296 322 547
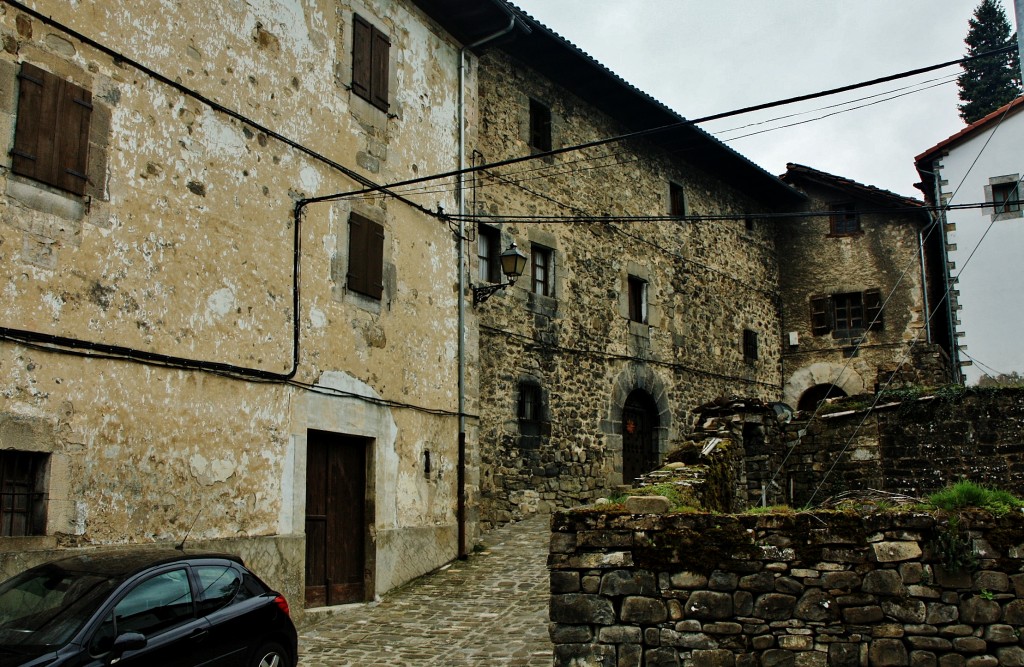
745 215 756 232
11 62 92 196
531 245 553 297
107 569 194 637
628 275 647 323
195 565 247 615
989 178 1022 220
518 382 543 448
348 213 385 299
477 225 501 283
810 289 883 338
529 98 551 152
669 181 687 218
829 202 860 235
0 451 47 537
743 329 758 363
352 14 390 111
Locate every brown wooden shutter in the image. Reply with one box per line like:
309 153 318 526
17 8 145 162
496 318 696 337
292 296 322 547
370 28 390 111
810 295 832 336
348 213 384 300
352 15 372 101
11 63 92 196
864 288 884 331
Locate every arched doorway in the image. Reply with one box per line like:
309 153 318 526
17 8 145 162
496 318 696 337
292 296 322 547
622 389 660 483
797 384 848 412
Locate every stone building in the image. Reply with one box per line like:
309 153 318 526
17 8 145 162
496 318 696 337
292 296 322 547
778 164 954 411
464 8 806 529
0 0 501 612
916 96 1024 385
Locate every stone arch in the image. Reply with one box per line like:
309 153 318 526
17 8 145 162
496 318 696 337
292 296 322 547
783 362 868 410
603 364 672 486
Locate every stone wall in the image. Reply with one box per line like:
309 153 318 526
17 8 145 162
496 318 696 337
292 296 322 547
473 50 792 530
550 508 1024 666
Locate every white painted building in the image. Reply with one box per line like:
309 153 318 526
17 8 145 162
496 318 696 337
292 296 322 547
916 96 1024 385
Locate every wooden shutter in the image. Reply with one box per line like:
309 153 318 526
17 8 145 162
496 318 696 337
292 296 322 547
370 27 390 111
810 295 832 336
11 63 92 196
348 213 384 300
352 15 372 101
864 288 884 331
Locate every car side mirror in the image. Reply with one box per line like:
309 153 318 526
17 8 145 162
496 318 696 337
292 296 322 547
108 632 147 664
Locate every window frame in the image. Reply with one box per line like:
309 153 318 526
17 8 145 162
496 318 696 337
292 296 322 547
810 289 884 339
988 177 1022 221
627 275 647 323
347 212 385 300
517 381 544 448
829 202 860 236
669 181 687 218
0 450 48 537
528 98 552 153
11 62 93 196
352 14 390 112
743 329 758 363
531 244 554 297
477 224 501 284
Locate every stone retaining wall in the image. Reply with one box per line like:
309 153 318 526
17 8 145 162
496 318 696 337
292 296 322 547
549 509 1024 666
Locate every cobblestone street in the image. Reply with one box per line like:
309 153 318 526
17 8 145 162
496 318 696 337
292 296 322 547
298 514 552 666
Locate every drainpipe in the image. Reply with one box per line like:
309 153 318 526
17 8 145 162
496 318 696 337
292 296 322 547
922 164 962 385
917 226 931 345
456 15 520 558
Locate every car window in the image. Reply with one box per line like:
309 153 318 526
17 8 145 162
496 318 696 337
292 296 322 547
194 565 244 615
112 569 194 637
0 566 115 647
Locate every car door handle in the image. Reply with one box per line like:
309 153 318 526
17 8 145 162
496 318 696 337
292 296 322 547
189 627 209 642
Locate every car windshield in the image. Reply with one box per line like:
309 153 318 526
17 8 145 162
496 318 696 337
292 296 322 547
0 564 117 647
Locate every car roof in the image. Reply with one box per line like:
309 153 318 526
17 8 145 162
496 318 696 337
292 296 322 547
36 549 244 579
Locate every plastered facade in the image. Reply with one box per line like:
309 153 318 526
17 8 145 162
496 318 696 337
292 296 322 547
0 0 480 614
471 50 792 529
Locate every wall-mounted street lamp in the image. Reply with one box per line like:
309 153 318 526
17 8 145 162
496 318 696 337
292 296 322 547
472 243 528 304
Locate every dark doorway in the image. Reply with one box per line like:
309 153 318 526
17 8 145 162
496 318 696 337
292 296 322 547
305 431 368 607
622 390 659 484
797 384 848 413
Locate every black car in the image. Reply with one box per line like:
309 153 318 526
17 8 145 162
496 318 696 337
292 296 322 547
0 550 297 667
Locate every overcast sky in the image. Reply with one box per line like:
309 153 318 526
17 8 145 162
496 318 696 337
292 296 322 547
511 0 1017 199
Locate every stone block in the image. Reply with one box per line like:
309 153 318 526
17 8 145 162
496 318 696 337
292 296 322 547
952 637 987 653
906 636 952 651
909 650 938 667
753 593 797 621
973 570 1009 593
691 649 736 667
862 569 906 596
551 571 580 593
925 602 958 625
828 643 860 667
794 652 827 667
643 647 680 666
686 591 733 620
620 596 667 624
703 622 742 635
869 638 909 666
794 589 838 622
1003 599 1024 624
739 571 775 593
553 643 615 667
777 635 812 651
550 594 616 625
624 495 672 514
618 643 642 667
775 577 804 595
842 606 883 624
600 569 657 596
550 531 577 554
821 571 860 591
982 624 1017 644
598 625 642 644
882 598 926 624
762 649 796 667
938 655 966 667
733 590 753 616
958 597 1000 624
549 623 592 643
671 571 709 589
963 656 998 667
996 646 1024 667
873 541 922 562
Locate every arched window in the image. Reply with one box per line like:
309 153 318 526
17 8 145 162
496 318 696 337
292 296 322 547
622 390 660 483
797 384 847 413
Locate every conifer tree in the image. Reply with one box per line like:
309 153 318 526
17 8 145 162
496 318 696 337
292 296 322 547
956 0 1022 124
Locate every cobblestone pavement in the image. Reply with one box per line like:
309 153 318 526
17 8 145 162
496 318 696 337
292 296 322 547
298 514 552 666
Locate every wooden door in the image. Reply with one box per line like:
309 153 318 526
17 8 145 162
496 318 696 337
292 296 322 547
622 390 659 484
305 431 366 607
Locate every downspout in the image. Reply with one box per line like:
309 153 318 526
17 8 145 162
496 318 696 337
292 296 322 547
457 15 520 558
923 163 962 385
917 226 932 345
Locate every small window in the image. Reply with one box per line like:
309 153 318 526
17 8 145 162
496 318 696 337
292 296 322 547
745 215 756 232
111 569 194 637
348 213 385 299
195 565 246 616
518 382 543 444
352 15 390 111
628 276 647 323
832 292 864 338
992 181 1021 216
0 451 48 537
669 181 687 218
528 98 551 153
531 245 553 297
477 225 501 283
829 202 860 235
743 329 758 363
11 62 92 195
810 289 883 338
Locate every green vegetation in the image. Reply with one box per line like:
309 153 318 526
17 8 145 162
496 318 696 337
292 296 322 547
927 480 1024 515
633 481 700 511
